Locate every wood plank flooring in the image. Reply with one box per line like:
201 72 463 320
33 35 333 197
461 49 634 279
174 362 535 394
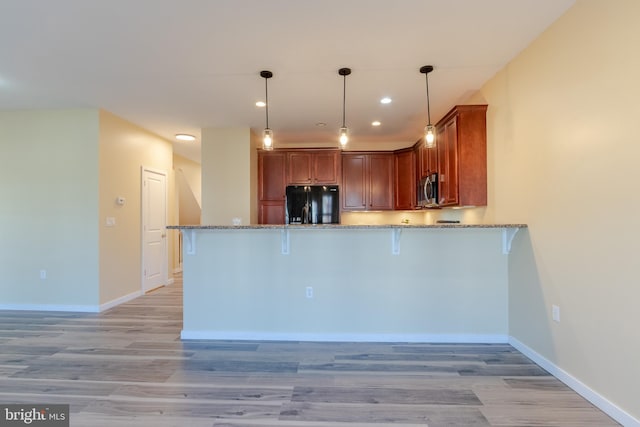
0 277 619 426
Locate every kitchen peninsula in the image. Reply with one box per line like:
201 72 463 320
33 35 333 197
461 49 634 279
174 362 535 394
169 223 525 343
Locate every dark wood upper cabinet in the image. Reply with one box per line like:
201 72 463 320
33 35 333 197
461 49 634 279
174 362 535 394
341 154 367 210
394 148 416 210
287 149 340 185
287 151 312 184
258 105 487 223
435 105 487 207
368 154 394 210
417 138 437 178
342 152 393 211
313 150 340 184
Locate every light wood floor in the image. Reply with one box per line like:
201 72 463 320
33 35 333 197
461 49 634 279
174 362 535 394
0 277 619 426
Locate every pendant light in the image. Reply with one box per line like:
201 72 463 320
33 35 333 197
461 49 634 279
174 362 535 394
338 67 351 148
420 65 436 149
260 70 274 150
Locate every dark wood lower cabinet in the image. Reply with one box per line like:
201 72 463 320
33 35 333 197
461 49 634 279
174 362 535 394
258 201 285 225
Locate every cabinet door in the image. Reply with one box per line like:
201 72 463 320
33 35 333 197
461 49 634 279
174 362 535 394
258 151 286 201
414 143 424 178
394 150 416 210
259 201 285 224
434 105 487 207
437 118 459 206
425 144 437 176
342 154 367 210
287 152 312 184
368 154 394 210
313 150 339 184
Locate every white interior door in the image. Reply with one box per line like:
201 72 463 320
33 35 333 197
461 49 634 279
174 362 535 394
142 167 167 292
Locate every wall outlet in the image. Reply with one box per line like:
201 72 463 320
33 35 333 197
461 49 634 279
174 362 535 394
106 217 116 227
306 286 313 299
40 270 47 280
552 305 560 322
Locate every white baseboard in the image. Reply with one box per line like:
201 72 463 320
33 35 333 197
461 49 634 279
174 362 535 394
99 290 142 312
180 330 508 343
0 303 100 313
509 336 639 427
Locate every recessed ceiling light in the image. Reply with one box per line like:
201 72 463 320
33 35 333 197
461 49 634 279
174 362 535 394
380 97 392 104
255 101 266 107
175 134 196 141
372 121 381 127
315 122 327 127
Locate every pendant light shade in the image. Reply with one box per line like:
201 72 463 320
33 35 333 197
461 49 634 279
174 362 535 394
338 67 351 148
425 124 435 146
339 127 349 146
420 65 436 149
260 70 274 150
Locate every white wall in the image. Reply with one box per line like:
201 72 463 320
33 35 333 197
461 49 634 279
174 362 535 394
0 110 100 309
475 0 640 421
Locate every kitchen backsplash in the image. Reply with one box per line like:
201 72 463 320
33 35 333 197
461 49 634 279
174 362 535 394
340 207 489 225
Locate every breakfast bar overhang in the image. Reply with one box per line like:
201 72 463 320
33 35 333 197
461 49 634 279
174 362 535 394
168 224 526 343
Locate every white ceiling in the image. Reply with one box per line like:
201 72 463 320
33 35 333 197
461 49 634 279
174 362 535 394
0 0 575 162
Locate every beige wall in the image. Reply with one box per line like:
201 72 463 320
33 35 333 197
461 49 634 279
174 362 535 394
474 0 640 420
201 127 258 225
174 153 202 226
174 153 202 209
0 109 176 309
0 109 100 308
98 110 175 305
173 154 202 272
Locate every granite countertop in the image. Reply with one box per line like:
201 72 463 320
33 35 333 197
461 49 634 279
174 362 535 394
167 223 527 230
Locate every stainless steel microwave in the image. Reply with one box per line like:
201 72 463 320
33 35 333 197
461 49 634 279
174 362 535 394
418 173 439 207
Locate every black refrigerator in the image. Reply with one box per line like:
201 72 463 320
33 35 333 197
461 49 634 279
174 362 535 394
285 185 339 224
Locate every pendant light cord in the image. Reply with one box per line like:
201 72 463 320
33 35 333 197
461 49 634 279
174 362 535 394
425 73 431 125
264 77 269 128
342 73 347 127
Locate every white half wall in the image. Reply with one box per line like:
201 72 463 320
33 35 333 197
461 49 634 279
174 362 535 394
181 227 509 341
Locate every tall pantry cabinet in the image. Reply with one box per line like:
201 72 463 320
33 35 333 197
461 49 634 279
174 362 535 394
257 151 286 224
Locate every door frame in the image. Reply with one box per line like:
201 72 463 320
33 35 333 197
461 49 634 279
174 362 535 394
141 166 168 293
